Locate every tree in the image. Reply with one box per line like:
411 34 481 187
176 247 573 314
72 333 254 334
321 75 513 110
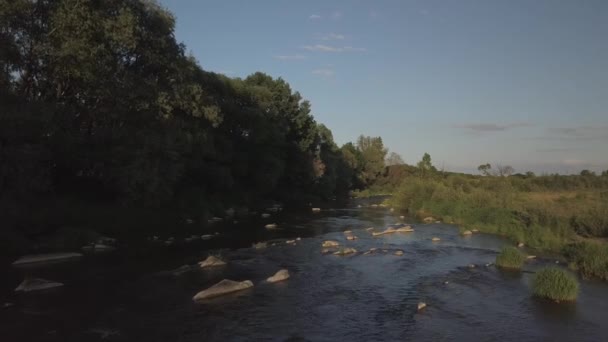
386 152 404 166
355 136 387 186
580 170 595 177
525 171 536 178
417 153 437 178
478 163 492 176
497 165 515 177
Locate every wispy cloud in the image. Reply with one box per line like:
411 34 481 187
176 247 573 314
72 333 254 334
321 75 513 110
452 122 532 134
301 44 366 52
369 10 379 19
321 33 345 41
312 68 335 77
332 11 342 20
273 54 307 61
531 125 608 141
309 14 321 20
535 147 581 153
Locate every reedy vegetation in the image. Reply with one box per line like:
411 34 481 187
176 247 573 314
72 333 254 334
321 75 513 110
387 155 608 280
495 247 526 269
532 268 579 301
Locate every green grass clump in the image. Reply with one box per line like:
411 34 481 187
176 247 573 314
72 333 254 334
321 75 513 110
532 268 579 302
496 246 526 269
563 242 608 280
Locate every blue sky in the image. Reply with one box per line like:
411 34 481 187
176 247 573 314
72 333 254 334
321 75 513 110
159 0 608 174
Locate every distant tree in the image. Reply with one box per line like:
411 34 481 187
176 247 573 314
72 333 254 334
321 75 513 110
580 170 595 177
386 152 404 166
602 170 608 177
497 165 515 177
417 153 437 178
355 136 387 186
525 171 536 178
478 163 492 176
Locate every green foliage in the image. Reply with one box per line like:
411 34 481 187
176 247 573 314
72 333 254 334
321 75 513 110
563 242 608 280
0 0 364 247
355 135 387 187
495 247 525 269
532 268 579 302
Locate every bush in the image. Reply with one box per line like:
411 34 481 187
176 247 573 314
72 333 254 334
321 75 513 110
496 246 525 269
532 268 579 302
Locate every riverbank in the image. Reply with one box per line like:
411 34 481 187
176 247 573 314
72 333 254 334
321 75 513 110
388 178 608 280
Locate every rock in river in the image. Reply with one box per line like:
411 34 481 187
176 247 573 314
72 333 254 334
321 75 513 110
394 250 404 256
192 279 253 301
322 240 340 248
15 278 63 292
12 253 82 266
417 302 427 310
462 230 473 236
431 237 441 242
198 256 226 268
265 223 278 230
334 248 357 256
267 269 290 283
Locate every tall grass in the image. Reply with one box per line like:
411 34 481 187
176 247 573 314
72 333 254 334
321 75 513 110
532 268 579 302
496 247 525 269
390 176 608 280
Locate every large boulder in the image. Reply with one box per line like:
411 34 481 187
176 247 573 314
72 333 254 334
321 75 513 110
311 208 321 212
267 269 290 283
431 237 441 242
462 230 473 236
198 256 226 268
12 253 82 266
395 226 414 233
252 242 267 249
192 279 253 301
15 278 63 292
394 250 404 256
322 240 340 248
346 235 358 241
423 217 435 223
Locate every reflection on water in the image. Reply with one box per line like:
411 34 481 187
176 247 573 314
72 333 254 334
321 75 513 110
1 204 608 341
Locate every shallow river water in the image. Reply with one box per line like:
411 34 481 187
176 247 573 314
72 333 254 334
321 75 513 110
2 201 608 341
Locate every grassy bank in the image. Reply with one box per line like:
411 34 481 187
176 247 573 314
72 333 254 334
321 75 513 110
390 176 608 280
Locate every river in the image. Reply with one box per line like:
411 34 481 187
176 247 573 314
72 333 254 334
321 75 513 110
2 199 608 341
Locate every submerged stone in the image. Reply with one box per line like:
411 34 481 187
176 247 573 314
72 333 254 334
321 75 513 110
322 240 340 248
265 223 278 230
12 253 82 266
267 269 290 283
192 279 253 301
417 302 427 310
15 278 63 292
198 256 226 268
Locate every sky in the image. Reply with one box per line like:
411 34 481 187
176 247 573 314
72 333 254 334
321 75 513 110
159 0 608 174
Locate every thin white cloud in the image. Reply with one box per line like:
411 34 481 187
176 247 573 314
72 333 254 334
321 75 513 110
273 54 307 60
321 33 345 40
309 14 321 20
332 11 342 20
301 44 366 53
312 68 335 77
343 46 366 52
452 122 532 134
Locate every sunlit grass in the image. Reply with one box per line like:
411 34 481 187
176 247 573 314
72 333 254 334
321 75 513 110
532 268 579 302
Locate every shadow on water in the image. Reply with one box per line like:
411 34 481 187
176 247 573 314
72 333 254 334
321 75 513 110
2 199 608 341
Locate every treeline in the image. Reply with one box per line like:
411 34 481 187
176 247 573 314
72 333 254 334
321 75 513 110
0 0 397 247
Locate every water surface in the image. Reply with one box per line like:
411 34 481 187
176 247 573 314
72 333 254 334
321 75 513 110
2 203 607 341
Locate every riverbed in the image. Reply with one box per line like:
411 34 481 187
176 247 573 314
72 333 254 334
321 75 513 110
2 201 608 341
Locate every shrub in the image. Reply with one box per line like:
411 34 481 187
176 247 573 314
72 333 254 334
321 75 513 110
532 268 579 302
496 246 525 269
